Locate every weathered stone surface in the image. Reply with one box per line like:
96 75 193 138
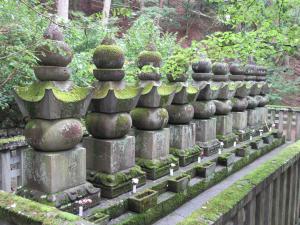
134 128 170 160
93 69 125 81
24 118 83 151
214 100 232 115
83 135 135 174
24 146 86 193
34 66 71 81
86 112 132 139
169 123 196 149
246 96 259 109
216 114 233 136
193 100 216 119
166 104 194 124
131 107 168 130
232 97 248 112
256 107 268 127
247 109 259 128
197 83 219 100
193 117 217 143
232 111 248 131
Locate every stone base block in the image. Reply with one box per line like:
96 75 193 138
197 139 220 156
234 128 251 142
170 146 201 167
24 146 86 194
247 109 259 128
169 123 196 150
232 111 248 131
83 135 135 174
17 182 101 213
217 133 238 148
193 118 217 143
87 166 146 198
256 107 268 127
215 114 233 136
136 155 179 180
135 128 170 160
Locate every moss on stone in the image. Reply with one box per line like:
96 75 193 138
0 135 25 145
187 86 199 94
228 82 238 90
93 82 140 99
246 81 253 89
136 156 178 170
170 145 201 158
158 84 178 96
0 191 83 225
179 138 295 225
141 83 155 95
210 84 220 91
93 45 124 63
88 165 144 187
15 81 90 103
137 51 162 68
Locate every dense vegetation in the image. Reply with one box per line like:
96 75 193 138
0 0 299 113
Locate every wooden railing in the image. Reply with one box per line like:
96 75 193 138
267 105 300 142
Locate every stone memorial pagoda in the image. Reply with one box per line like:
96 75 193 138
191 56 220 156
83 37 146 198
212 62 237 148
14 24 100 212
131 45 179 179
166 62 200 166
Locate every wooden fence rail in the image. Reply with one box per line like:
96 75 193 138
267 105 300 142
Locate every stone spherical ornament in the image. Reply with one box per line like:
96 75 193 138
86 113 132 139
246 96 259 109
24 119 83 151
192 100 216 119
137 51 162 69
34 66 71 81
167 73 189 82
166 104 194 124
229 62 244 75
192 57 212 73
93 44 125 69
214 100 232 115
93 69 125 81
131 107 169 130
231 97 248 112
244 64 256 75
212 62 229 75
36 41 73 67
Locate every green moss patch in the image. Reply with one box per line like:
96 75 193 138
158 84 178 96
0 191 83 225
136 156 178 170
0 135 25 146
15 81 91 103
87 165 144 187
179 139 298 225
93 82 141 99
170 146 201 158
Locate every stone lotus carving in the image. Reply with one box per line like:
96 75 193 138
235 82 251 98
256 95 269 107
249 82 263 96
197 83 220 101
260 82 271 95
137 82 177 108
91 82 143 113
14 81 92 120
171 83 199 104
165 104 194 124
217 83 236 100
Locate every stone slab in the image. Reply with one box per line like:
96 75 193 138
247 109 259 128
83 135 135 174
232 111 248 131
169 123 196 150
24 146 86 193
193 118 217 143
215 114 233 136
256 107 268 128
135 128 170 160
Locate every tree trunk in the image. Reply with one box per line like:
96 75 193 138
140 0 145 11
56 0 69 20
159 0 164 8
102 0 112 26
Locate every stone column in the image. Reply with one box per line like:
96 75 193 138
192 57 220 156
83 37 146 198
213 62 238 148
166 71 200 166
13 24 100 212
131 45 179 180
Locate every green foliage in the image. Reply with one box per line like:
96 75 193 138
140 65 160 74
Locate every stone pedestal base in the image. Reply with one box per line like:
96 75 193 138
83 135 146 198
216 114 233 136
247 109 259 129
232 111 248 131
234 128 251 142
169 123 199 166
193 118 220 156
169 123 196 149
22 146 101 212
256 107 268 128
24 146 86 193
135 128 170 160
217 133 238 148
84 135 135 174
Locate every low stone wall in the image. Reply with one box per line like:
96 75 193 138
180 140 300 225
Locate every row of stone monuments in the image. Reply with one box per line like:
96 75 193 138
13 24 270 211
